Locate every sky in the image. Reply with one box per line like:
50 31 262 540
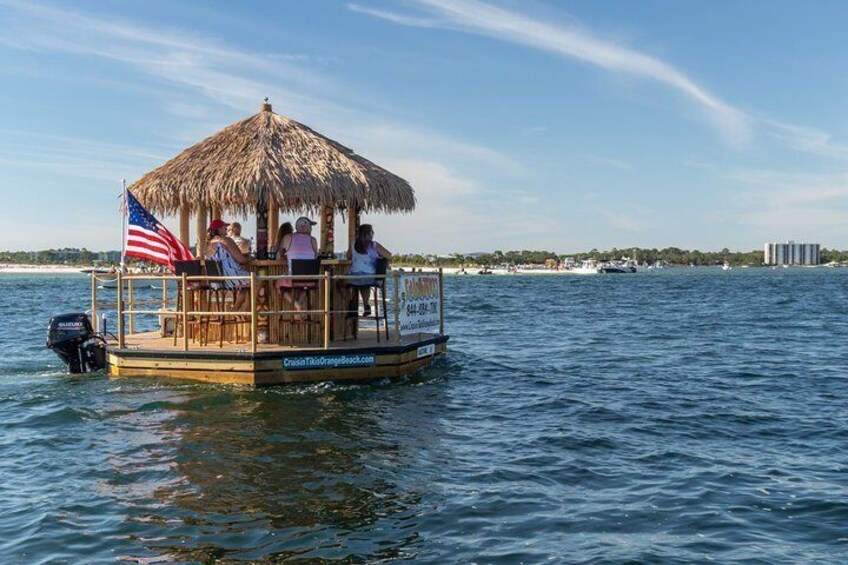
1 0 848 254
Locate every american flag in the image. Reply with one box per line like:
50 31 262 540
125 190 194 270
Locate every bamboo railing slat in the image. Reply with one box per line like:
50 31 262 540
90 274 98 333
250 272 258 353
323 271 331 349
393 270 400 342
439 267 445 336
181 273 189 352
117 272 125 348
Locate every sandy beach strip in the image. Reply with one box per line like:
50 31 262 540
0 263 89 274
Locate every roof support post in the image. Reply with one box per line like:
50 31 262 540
320 203 334 257
179 204 190 247
346 205 360 259
211 205 221 222
195 202 207 257
268 199 279 252
255 195 268 260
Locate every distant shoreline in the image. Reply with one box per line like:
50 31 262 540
1 263 838 276
0 263 88 274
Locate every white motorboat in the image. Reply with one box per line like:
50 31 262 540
570 260 600 275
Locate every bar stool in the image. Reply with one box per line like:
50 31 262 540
279 259 322 345
202 260 244 347
173 260 205 346
344 258 390 343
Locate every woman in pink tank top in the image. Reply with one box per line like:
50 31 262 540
275 216 318 318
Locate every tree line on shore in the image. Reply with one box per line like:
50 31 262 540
0 248 122 265
6 246 848 267
395 247 848 267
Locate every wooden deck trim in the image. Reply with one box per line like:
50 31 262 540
107 339 448 386
106 334 448 360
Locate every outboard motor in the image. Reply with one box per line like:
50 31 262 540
46 313 106 374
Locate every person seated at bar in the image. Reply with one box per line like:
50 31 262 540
204 219 251 311
275 216 318 318
227 221 251 255
273 221 294 260
349 223 392 317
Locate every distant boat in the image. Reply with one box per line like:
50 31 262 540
599 260 636 274
80 269 120 288
599 264 630 274
570 260 600 275
477 266 494 275
722 262 732 271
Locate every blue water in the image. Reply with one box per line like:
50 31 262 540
2 269 848 564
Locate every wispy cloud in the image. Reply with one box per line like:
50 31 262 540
736 208 846 238
0 0 341 118
0 0 519 168
684 160 715 170
723 168 848 241
0 128 170 182
598 205 652 233
350 0 752 144
729 169 848 206
0 0 324 83
345 122 521 173
587 156 632 170
762 119 848 161
0 0 529 253
348 3 440 27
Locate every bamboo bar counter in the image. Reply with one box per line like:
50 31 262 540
245 258 355 345
102 100 448 386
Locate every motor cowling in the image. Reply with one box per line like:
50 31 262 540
46 313 106 374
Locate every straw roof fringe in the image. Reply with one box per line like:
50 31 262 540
129 108 415 216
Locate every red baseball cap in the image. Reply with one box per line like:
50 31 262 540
208 219 229 231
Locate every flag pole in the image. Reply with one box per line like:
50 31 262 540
120 179 127 272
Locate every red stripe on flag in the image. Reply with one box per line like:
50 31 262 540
125 249 169 263
125 219 193 271
126 233 170 254
125 243 170 261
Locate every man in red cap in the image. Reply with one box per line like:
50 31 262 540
208 218 228 232
204 219 252 310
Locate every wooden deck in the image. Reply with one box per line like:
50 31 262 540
107 329 448 386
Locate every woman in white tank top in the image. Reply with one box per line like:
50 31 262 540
349 224 392 317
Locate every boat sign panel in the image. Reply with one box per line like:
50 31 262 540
417 344 436 358
398 273 441 336
283 353 376 371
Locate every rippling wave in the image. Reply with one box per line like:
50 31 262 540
2 270 848 563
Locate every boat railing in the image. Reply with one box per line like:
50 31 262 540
94 268 444 353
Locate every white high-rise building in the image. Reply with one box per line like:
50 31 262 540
763 241 820 266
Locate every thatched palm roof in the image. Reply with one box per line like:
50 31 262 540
129 103 415 216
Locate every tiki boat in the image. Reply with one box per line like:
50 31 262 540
49 101 448 385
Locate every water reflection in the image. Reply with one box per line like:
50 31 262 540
120 376 448 563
